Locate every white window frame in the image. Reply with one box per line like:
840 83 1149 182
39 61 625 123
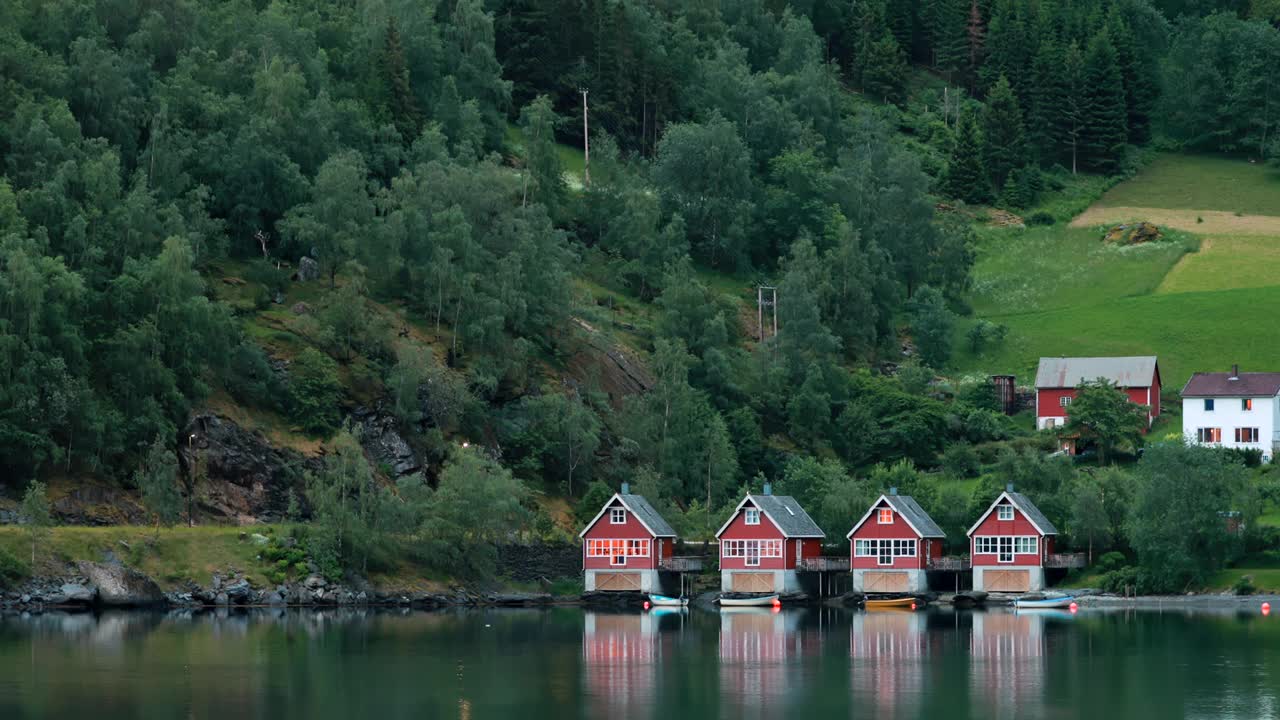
997 505 1014 521
1198 427 1222 443
587 538 650 564
854 538 916 565
609 508 626 524
997 536 1014 563
877 508 893 524
1236 427 1260 443
1059 396 1072 408
973 536 998 555
1013 536 1037 555
744 508 761 526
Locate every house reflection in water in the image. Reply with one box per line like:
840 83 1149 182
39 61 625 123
718 608 813 713
582 611 672 717
850 610 929 717
969 611 1057 715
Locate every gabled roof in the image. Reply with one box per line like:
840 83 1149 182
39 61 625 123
846 494 946 539
1035 356 1159 389
578 493 677 538
967 491 1058 537
715 494 825 539
1181 372 1280 398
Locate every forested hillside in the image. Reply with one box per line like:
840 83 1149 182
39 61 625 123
4 0 1280 590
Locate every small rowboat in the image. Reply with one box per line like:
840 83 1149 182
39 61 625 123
648 594 689 607
1013 595 1075 609
865 597 919 611
718 594 779 607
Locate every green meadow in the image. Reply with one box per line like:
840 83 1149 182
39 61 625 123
959 154 1280 390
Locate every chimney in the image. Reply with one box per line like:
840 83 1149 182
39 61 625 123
889 487 899 496
763 482 773 496
620 482 630 494
1006 483 1015 493
1230 364 1239 380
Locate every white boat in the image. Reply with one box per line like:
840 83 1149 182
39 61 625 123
648 594 689 607
718 594 779 607
1013 595 1075 609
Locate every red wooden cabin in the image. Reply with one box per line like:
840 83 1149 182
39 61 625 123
579 483 676 593
846 489 946 593
715 484 823 593
967 487 1058 592
1034 357 1161 448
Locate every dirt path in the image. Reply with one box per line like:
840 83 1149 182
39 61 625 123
1070 206 1280 236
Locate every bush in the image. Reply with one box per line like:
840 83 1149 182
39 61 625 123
1098 565 1166 595
287 348 344 436
1028 211 1055 226
1232 575 1256 596
940 443 981 478
1223 447 1264 468
0 546 30 589
1096 551 1127 573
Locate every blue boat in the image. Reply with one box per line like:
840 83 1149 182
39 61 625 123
1013 595 1075 609
648 594 689 607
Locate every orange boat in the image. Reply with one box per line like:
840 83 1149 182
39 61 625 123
864 597 919 611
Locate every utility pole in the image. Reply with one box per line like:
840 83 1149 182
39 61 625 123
581 89 590 186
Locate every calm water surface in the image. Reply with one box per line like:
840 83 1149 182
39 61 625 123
1 606 1277 719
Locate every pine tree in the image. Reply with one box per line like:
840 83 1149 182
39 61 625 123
1080 33 1128 174
862 31 910 104
964 0 986 92
1027 40 1063 166
942 110 990 204
980 0 1033 99
1106 8 1154 144
929 0 969 80
381 18 422 143
981 74 1027 189
1051 42 1087 174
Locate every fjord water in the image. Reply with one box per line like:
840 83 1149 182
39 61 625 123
0 608 1276 719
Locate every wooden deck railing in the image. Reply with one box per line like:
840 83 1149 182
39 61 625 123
1045 553 1087 569
798 556 849 572
659 556 704 572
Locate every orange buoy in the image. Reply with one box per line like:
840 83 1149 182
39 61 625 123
772 598 782 608
1069 602 1079 613
1263 602 1271 616
910 603 917 610
643 601 651 610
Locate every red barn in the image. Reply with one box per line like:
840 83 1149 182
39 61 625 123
967 488 1058 592
846 489 946 593
1035 356 1161 452
715 484 824 593
579 483 676 593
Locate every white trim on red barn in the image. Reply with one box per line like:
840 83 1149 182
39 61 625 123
578 494 675 539
966 491 1053 537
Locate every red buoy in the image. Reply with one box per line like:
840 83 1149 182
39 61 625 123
772 598 782 608
1263 602 1271 616
1069 602 1079 613
910 603 917 611
643 601 651 610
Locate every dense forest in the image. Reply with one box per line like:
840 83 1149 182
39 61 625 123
3 0 1280 590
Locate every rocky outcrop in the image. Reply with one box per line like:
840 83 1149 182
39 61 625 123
296 256 321 282
51 484 148 525
1104 221 1162 245
76 562 166 607
349 402 421 477
179 414 320 522
567 318 654 405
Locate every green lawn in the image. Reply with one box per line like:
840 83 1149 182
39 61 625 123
1156 234 1280 294
969 224 1198 316
504 123 587 183
1095 154 1280 216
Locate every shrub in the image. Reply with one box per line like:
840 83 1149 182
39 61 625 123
1028 211 1055 226
0 546 30 589
287 348 343 436
940 443 981 478
1232 575 1256 596
1098 565 1166 595
1096 551 1127 574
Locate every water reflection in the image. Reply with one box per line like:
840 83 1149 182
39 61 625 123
718 608 816 716
582 610 685 718
969 610 1063 719
851 610 929 717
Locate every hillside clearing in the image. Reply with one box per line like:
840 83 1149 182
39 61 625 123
1156 234 1280 294
1093 154 1280 216
1070 207 1280 236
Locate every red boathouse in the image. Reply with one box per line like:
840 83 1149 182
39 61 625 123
715 483 824 593
579 483 676 593
846 488 946 593
967 487 1058 592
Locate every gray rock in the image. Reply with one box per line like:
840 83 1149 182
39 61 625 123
59 584 96 604
304 575 327 589
76 562 166 607
273 291 285 305
266 592 285 606
215 593 229 606
224 579 252 603
297 256 321 282
350 402 420 476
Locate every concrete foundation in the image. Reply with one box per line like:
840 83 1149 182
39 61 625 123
852 568 929 593
584 569 660 593
971 566 1046 592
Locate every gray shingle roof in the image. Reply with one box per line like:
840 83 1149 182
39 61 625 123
748 494 824 538
1182 372 1280 398
1007 492 1058 535
885 495 946 538
619 493 676 537
1035 356 1159 389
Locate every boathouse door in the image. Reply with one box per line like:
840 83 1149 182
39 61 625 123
596 573 641 592
864 571 909 593
731 573 775 592
984 569 1029 592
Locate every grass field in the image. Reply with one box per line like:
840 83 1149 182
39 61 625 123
961 154 1280 389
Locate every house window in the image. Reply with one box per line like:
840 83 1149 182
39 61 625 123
877 508 894 524
745 508 760 525
997 505 1014 521
1205 399 1215 411
974 537 999 554
1197 427 1222 443
586 539 649 564
1059 396 1072 408
610 508 626 524
722 539 781 560
998 537 1014 563
1243 398 1253 411
1013 536 1037 555
1236 428 1260 443
854 539 915 564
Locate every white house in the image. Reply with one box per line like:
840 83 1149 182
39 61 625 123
1181 365 1280 461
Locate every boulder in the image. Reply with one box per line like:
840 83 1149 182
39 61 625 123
1104 221 1162 245
296 256 321 282
59 583 96 604
224 579 253 604
76 562 166 607
266 592 286 606
350 402 420 477
290 302 310 315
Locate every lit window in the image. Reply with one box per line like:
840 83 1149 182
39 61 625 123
1059 396 1072 408
1236 428 1260 443
1205 399 1215 412
610 508 626 524
1197 428 1222 443
997 505 1014 521
877 508 893 524
1243 398 1253 411
745 508 760 525
854 539 915 564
